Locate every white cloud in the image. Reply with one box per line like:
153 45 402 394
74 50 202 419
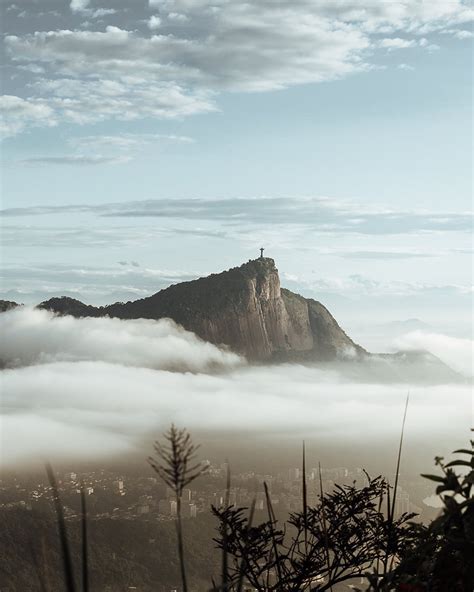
397 63 415 71
70 132 195 151
0 307 242 372
380 37 417 49
4 1 473 134
70 0 116 18
393 331 474 377
1 303 470 467
0 95 56 139
17 154 131 166
453 29 473 39
148 15 162 30
70 0 90 12
168 12 189 22
5 23 370 93
1 356 470 467
25 74 217 127
2 196 472 235
11 132 196 166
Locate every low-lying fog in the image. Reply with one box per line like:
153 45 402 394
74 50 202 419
1 308 472 473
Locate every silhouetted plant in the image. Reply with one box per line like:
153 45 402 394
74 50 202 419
149 424 207 592
46 463 77 592
213 475 415 591
373 437 474 592
44 465 90 592
35 427 473 592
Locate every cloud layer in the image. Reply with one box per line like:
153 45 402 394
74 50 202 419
2 0 473 136
2 196 472 234
0 308 471 467
0 307 242 373
394 330 473 377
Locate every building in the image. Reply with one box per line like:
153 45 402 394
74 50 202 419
158 499 177 516
395 486 410 516
181 502 197 518
288 468 300 481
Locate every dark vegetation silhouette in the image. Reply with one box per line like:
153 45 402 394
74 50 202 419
148 425 208 592
11 428 474 592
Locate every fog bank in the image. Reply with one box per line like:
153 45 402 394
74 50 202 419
0 308 471 467
0 307 242 372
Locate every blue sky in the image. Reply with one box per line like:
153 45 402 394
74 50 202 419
1 0 472 343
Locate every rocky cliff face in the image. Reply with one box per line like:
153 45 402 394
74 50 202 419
35 258 365 362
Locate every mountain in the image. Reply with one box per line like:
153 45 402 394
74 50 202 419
0 300 20 313
34 257 366 362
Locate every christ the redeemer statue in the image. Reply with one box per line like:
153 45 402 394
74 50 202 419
260 247 264 258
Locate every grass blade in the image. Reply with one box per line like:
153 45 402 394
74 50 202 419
80 483 89 592
302 441 308 554
263 481 283 587
389 393 409 524
45 463 76 592
221 463 231 590
318 462 332 591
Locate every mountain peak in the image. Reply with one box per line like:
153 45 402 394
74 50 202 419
36 257 365 362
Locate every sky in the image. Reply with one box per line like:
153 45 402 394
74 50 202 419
1 0 473 345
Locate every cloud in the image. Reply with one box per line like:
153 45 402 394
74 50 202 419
379 37 417 49
4 1 472 134
9 132 195 166
2 197 471 235
453 29 473 39
0 95 56 139
147 15 162 30
1 306 471 467
168 12 189 22
397 63 415 71
17 155 131 166
393 331 473 377
337 250 433 259
70 0 116 18
0 262 199 305
285 272 472 299
0 307 242 373
118 260 140 267
68 132 195 155
70 0 90 12
5 22 369 93
1 352 470 467
25 75 216 125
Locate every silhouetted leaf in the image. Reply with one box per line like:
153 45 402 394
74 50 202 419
420 474 445 483
445 460 472 468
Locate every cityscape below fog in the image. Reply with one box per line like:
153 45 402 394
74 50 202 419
1 459 437 524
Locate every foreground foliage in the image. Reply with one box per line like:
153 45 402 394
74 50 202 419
213 475 414 591
5 431 472 592
211 437 473 591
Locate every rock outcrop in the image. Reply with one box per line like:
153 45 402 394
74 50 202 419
0 300 20 313
36 258 365 362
